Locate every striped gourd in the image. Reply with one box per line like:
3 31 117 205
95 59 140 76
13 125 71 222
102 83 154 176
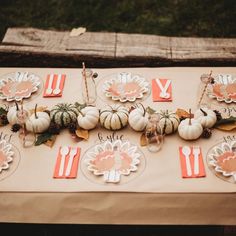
100 104 129 130
50 103 79 128
156 110 180 134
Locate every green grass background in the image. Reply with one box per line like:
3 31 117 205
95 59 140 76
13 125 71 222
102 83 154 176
0 0 235 40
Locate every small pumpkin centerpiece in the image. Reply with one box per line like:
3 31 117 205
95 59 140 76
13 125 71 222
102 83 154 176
156 110 180 134
194 107 217 128
50 103 79 128
7 102 29 125
77 106 99 130
26 104 51 133
178 109 203 140
128 103 148 132
100 104 129 130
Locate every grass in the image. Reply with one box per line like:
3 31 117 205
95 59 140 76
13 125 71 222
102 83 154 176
0 0 236 40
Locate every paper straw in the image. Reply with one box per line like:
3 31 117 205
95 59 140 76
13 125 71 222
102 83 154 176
82 62 89 103
198 71 212 107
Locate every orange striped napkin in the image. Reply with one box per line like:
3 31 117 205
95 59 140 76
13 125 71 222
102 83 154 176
43 74 66 97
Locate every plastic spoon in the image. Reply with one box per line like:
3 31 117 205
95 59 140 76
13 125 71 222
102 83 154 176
58 146 69 176
46 74 54 95
182 146 192 176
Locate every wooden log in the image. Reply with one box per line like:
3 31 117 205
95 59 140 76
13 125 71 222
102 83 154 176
0 27 236 67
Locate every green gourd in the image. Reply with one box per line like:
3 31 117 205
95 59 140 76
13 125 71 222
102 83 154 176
50 103 79 128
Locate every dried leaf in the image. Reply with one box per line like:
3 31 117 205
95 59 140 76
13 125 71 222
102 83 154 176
146 106 156 115
70 27 86 37
29 106 48 115
44 135 57 147
75 128 89 140
176 108 194 119
0 106 8 115
140 132 147 146
215 122 236 131
214 116 236 131
35 132 53 146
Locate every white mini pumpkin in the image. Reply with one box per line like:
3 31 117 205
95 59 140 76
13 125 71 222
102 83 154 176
156 110 180 134
26 106 51 133
178 118 203 140
77 106 99 130
128 104 148 131
100 105 129 130
7 103 29 125
7 105 19 125
194 108 217 128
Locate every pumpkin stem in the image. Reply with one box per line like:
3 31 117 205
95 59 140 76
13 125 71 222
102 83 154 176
200 108 207 116
34 104 38 119
139 103 146 116
189 109 192 125
14 101 19 111
78 109 84 116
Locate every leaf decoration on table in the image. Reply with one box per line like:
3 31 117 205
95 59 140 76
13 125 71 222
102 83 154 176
214 116 236 131
176 108 194 120
44 134 57 147
29 106 48 115
75 128 89 140
35 132 55 146
140 132 147 146
146 106 156 115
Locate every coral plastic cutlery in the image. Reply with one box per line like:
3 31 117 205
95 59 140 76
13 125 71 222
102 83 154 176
182 146 192 176
65 147 78 177
193 146 200 175
58 146 69 176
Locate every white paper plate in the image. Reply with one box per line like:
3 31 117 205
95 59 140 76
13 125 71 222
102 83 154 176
103 72 149 102
208 140 236 182
0 71 41 101
207 74 236 103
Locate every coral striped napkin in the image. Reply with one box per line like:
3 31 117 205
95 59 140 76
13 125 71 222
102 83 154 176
43 74 66 97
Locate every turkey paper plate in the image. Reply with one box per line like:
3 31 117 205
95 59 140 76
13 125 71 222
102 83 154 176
207 74 236 103
103 72 149 102
84 140 141 183
0 139 14 173
0 71 41 101
208 140 236 183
